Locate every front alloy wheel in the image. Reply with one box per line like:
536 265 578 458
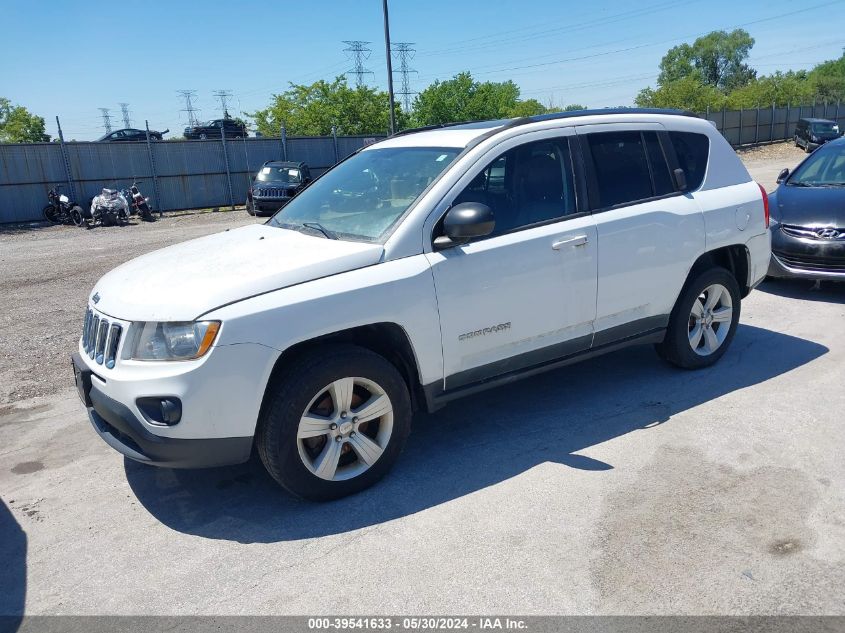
257 345 411 500
297 377 394 481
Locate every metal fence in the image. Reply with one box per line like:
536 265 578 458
699 101 844 147
0 130 383 224
3 101 844 224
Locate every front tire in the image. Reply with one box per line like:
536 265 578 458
655 267 741 369
70 206 84 227
246 200 256 216
257 345 412 501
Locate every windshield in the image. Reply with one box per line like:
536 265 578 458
268 146 461 242
788 144 845 186
812 122 839 134
256 166 301 183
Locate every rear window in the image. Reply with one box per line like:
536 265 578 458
669 132 709 190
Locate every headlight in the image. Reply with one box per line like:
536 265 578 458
129 321 220 361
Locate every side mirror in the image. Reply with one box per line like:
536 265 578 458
672 168 688 192
434 202 495 251
777 168 789 184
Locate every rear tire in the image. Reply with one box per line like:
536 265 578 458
43 205 60 223
655 267 741 370
257 345 411 501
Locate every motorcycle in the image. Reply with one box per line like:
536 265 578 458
42 186 84 226
119 180 158 222
85 188 130 228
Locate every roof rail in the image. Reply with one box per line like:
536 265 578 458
390 108 700 138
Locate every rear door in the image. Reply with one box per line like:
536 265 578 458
576 124 704 345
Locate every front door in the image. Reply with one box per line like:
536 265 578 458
425 132 598 391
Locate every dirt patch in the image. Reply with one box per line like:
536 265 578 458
0 209 255 406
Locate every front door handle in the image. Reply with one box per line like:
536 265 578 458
552 235 588 250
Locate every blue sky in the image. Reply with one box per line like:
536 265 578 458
2 0 843 140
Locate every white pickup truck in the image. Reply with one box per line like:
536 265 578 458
73 109 771 500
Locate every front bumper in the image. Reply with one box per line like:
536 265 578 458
252 198 292 212
768 224 845 280
73 352 253 468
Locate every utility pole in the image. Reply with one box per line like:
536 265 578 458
178 90 201 127
392 42 417 113
98 108 114 133
118 103 132 128
382 0 396 135
213 90 234 118
343 41 374 87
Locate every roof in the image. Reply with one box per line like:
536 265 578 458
373 108 700 150
263 160 307 167
799 117 837 123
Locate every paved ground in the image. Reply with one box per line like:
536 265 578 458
1 144 843 617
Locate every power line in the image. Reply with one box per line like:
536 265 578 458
343 40 374 87
177 90 201 127
213 90 234 117
392 42 418 112
118 103 132 128
98 108 114 133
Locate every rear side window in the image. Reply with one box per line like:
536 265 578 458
669 132 709 191
586 131 654 208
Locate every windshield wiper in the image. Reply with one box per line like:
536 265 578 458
301 222 337 239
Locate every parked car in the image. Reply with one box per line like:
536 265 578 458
184 118 247 140
73 108 771 501
794 118 840 153
97 128 167 142
247 161 312 215
768 136 845 280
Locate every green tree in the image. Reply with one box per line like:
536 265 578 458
0 98 49 143
725 71 815 109
250 77 404 137
412 72 544 125
657 29 756 91
808 52 845 102
636 75 726 111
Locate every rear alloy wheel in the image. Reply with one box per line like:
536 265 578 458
257 345 411 500
70 206 85 227
655 267 741 369
687 283 733 357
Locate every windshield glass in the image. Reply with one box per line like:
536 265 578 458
788 144 845 186
811 122 839 134
268 146 461 242
256 166 301 183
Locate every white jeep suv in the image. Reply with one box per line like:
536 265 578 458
72 109 772 500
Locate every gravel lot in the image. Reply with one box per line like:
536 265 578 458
1 144 843 617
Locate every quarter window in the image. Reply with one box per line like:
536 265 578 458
453 138 577 236
669 132 709 191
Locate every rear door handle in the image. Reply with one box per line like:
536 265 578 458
552 235 588 250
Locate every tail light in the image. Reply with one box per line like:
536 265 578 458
757 182 769 229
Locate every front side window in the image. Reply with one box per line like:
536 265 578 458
269 146 460 242
452 138 577 236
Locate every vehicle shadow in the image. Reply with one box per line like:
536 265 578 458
757 277 845 304
125 324 827 544
0 499 26 630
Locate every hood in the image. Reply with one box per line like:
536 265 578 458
91 224 384 321
771 185 845 226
